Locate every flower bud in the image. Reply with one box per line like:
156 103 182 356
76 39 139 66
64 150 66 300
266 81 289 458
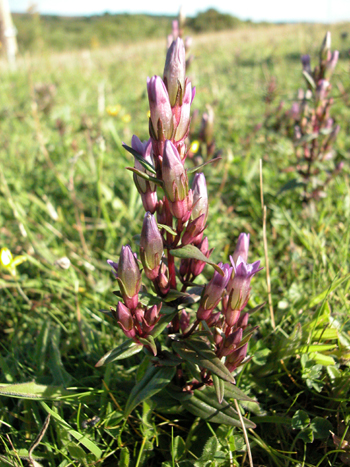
143 304 161 334
147 76 173 140
114 245 141 310
225 343 248 373
175 81 195 141
163 38 186 107
226 257 262 324
190 237 213 277
197 263 232 321
140 212 164 280
301 54 311 74
237 312 249 330
219 328 243 357
116 302 136 338
180 310 190 332
315 79 329 105
199 105 214 146
191 173 208 224
158 261 170 295
320 31 331 63
181 214 206 246
231 233 250 265
132 136 158 213
325 50 339 79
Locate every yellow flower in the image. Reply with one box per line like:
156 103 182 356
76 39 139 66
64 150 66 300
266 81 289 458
106 104 121 117
190 140 200 154
0 247 27 277
122 114 131 123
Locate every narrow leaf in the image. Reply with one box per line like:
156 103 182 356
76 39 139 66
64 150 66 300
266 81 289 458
95 340 142 367
0 382 71 400
124 365 176 417
307 272 350 308
158 223 177 236
126 167 162 186
170 245 224 276
187 158 222 175
302 70 316 89
41 402 102 459
122 143 157 174
213 375 225 404
172 338 235 384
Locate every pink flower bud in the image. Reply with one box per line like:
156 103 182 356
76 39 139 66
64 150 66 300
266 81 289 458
197 263 232 321
175 81 194 141
191 173 208 225
163 38 186 107
114 245 141 310
181 214 206 246
326 50 339 78
132 136 158 214
116 302 136 338
219 328 243 357
225 343 248 373
190 237 213 277
231 233 250 265
143 304 161 334
320 31 331 63
147 76 173 140
162 140 189 213
140 212 163 280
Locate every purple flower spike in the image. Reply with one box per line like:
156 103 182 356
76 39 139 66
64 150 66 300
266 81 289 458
230 233 250 265
163 38 186 107
197 263 232 321
147 76 173 141
140 212 164 280
116 245 142 310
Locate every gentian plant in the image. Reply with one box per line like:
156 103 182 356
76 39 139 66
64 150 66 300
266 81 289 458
97 37 262 429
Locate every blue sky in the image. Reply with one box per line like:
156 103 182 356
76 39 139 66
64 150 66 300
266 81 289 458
9 0 350 23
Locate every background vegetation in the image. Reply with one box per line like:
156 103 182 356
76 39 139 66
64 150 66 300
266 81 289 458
0 15 350 466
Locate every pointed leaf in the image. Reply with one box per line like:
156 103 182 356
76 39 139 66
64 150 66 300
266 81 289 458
172 337 235 384
139 335 157 356
0 382 71 400
307 272 350 308
170 245 224 276
302 70 316 89
124 365 176 417
158 223 177 236
95 340 142 367
212 374 225 404
122 143 157 174
187 158 222 174
179 386 256 428
223 382 257 402
151 310 178 338
126 167 162 185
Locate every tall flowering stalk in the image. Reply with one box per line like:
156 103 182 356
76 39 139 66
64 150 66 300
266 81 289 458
97 38 262 427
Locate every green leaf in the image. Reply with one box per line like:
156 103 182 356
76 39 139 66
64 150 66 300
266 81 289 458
126 167 162 185
122 143 157 174
297 427 314 444
223 382 257 402
179 386 256 428
302 70 316 89
173 436 186 461
150 310 178 338
187 157 222 174
41 402 102 459
307 272 350 308
0 382 71 400
291 410 310 430
95 340 142 367
212 375 225 404
119 447 130 467
172 337 235 384
139 335 157 356
277 178 305 195
158 223 177 236
310 417 333 439
124 365 176 417
198 436 219 463
170 245 224 276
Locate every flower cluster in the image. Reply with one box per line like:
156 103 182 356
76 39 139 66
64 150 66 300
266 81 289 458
105 37 261 391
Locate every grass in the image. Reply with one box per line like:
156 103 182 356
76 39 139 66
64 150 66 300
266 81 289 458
0 22 349 466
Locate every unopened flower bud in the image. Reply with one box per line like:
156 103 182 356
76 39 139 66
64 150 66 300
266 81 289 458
320 31 331 63
132 136 158 213
190 237 213 277
180 310 190 332
231 233 250 265
325 50 339 78
197 263 232 321
220 328 243 357
140 212 163 280
147 76 173 140
225 343 248 373
114 245 141 310
175 81 195 141
116 302 136 338
237 312 249 330
163 38 186 107
143 304 161 334
301 54 311 74
158 261 170 294
315 79 329 105
191 173 208 224
181 214 206 246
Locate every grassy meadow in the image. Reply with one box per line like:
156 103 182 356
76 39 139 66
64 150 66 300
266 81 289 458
0 20 350 466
